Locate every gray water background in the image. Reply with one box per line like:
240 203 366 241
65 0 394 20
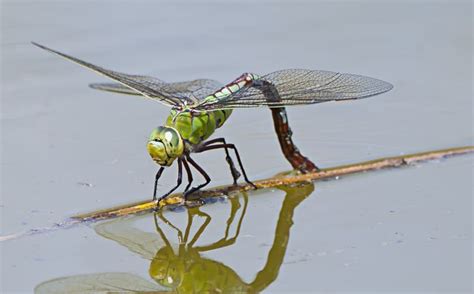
1 1 472 292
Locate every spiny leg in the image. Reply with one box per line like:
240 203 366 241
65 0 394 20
197 143 256 188
200 196 241 250
224 196 241 240
183 208 195 244
153 212 172 249
195 193 249 252
157 158 183 203
182 157 193 192
153 167 165 201
183 154 211 200
200 138 240 184
188 209 212 248
158 212 184 243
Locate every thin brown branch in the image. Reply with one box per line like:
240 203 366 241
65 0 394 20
73 146 473 222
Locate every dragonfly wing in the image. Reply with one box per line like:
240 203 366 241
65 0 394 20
90 78 223 105
194 69 393 110
32 42 184 107
89 78 164 96
160 79 224 104
35 272 165 294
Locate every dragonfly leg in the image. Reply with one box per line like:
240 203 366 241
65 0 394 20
197 143 257 188
188 209 212 247
153 167 165 201
200 138 241 184
194 193 248 253
156 158 183 204
183 155 211 200
182 157 193 192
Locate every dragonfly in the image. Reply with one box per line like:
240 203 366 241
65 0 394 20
33 42 393 205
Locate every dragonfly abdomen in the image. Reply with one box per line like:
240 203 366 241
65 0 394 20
202 73 260 104
165 109 232 145
167 72 258 145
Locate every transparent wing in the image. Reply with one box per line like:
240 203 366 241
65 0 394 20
195 69 393 110
32 42 185 107
161 79 224 103
90 78 223 104
35 272 167 294
89 76 165 96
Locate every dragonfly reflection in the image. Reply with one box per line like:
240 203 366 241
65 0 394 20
35 183 314 293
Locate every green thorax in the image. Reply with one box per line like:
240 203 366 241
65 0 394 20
164 73 262 145
165 109 232 145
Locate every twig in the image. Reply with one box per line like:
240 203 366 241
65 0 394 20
73 146 473 221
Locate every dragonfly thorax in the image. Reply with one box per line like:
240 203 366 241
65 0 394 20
147 126 184 166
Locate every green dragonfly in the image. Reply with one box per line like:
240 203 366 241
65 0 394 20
33 42 393 204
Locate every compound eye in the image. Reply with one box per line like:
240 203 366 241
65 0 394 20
164 131 174 142
167 130 181 147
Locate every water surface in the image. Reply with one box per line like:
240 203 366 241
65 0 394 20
1 1 472 292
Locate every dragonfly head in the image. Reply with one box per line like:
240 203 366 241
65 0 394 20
149 247 184 288
147 126 184 166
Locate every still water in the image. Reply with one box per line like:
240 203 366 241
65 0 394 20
1 1 472 292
